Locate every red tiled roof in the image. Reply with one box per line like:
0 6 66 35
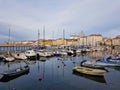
115 35 120 39
89 34 102 36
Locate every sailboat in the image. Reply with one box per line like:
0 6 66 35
4 55 15 62
11 52 27 60
4 28 15 62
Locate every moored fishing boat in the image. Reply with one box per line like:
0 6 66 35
97 59 120 66
25 49 37 60
108 58 120 62
106 56 120 62
81 60 105 69
0 65 29 77
73 66 107 76
0 69 29 82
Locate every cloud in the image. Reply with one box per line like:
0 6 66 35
105 27 120 38
0 0 120 43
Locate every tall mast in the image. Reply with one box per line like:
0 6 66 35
63 29 65 45
43 26 45 47
52 30 54 46
38 29 40 47
43 26 45 40
7 28 11 55
8 28 10 46
52 30 54 40
80 31 84 46
8 28 10 44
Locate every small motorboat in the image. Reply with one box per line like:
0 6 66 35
25 49 37 60
97 59 120 67
81 60 105 69
0 65 29 77
108 59 120 62
112 57 120 60
103 56 120 62
73 66 107 76
0 69 29 82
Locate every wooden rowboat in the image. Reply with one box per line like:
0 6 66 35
73 66 107 76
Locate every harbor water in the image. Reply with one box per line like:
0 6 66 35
0 50 120 90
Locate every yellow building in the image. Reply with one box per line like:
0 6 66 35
41 39 53 46
55 38 66 45
66 39 78 46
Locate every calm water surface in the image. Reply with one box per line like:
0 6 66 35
0 52 120 90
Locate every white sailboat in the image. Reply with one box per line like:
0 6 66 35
36 28 52 58
11 52 27 60
4 56 15 62
4 28 15 62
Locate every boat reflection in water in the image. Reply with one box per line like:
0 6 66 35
0 69 29 82
72 71 106 83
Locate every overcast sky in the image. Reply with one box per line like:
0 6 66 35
0 0 120 42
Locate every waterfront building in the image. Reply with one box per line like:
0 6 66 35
0 33 119 47
52 40 57 46
66 39 73 46
1 40 36 46
69 35 80 46
112 35 120 46
78 36 87 46
103 37 112 46
42 39 53 46
87 34 103 46
55 38 67 46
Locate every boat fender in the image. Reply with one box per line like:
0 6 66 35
72 61 76 64
57 65 60 68
18 60 21 63
38 77 43 81
62 61 64 64
64 64 66 66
